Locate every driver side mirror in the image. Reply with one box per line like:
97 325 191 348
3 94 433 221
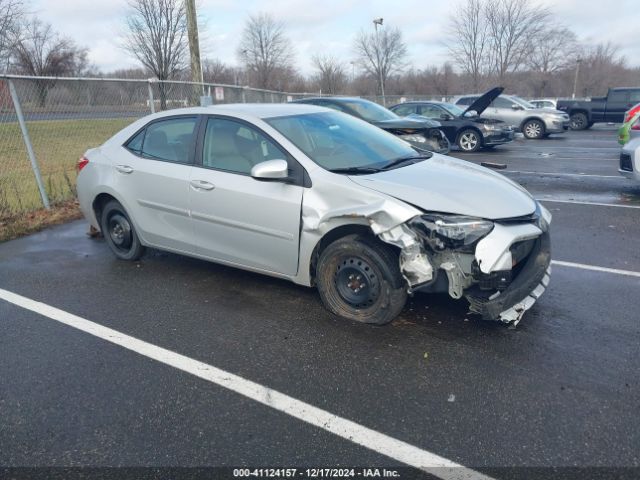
511 104 523 110
440 113 453 120
251 159 290 182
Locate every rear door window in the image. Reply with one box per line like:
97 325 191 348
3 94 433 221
134 117 198 164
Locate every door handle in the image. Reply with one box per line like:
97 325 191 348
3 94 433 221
190 179 215 191
115 165 134 174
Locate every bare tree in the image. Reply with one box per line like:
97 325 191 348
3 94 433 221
237 13 294 90
123 0 187 109
527 26 578 96
447 0 489 91
485 0 551 82
0 0 24 69
11 18 88 106
577 42 628 97
354 26 407 96
311 54 347 94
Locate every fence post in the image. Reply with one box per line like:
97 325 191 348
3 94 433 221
7 79 50 210
147 80 156 113
241 87 247 103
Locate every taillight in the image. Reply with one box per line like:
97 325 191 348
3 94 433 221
632 124 640 131
77 156 89 172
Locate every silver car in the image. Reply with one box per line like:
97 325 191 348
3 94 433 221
453 94 570 139
77 104 551 326
620 137 640 182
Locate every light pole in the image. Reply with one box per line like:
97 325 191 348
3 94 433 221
373 17 385 106
572 57 582 99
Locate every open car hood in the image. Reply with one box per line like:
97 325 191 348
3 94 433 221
462 86 504 117
349 154 536 220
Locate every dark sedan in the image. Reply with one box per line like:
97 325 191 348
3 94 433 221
291 97 450 154
389 88 514 152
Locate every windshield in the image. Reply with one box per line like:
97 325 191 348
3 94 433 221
511 96 536 109
441 103 466 116
266 111 420 171
341 100 398 122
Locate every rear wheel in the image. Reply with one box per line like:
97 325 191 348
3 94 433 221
522 119 545 139
457 129 482 152
316 235 407 325
100 200 145 261
570 112 588 130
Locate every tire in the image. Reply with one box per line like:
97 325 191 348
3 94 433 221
570 112 588 130
100 200 145 261
522 119 545 139
316 235 407 325
457 129 482 152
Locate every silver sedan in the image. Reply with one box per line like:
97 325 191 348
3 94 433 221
77 104 551 326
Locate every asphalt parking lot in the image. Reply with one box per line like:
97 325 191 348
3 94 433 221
1 125 639 479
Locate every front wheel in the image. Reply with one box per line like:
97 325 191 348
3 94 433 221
522 119 545 139
100 200 145 261
457 129 482 152
316 235 407 325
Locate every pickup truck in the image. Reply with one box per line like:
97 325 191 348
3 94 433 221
557 87 640 130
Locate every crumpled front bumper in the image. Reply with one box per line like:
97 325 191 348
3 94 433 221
466 231 551 325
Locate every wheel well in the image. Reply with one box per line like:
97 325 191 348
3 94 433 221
309 224 386 285
92 193 117 227
520 117 545 131
456 127 483 143
569 109 589 119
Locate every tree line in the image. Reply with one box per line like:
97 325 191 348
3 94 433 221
0 0 638 106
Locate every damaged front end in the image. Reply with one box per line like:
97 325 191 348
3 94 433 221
378 205 552 326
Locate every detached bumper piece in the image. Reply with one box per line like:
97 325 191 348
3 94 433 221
466 232 551 326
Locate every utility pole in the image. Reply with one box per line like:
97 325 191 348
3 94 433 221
185 0 204 98
572 58 582 99
373 17 385 106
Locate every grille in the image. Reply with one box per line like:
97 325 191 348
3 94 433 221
620 153 633 172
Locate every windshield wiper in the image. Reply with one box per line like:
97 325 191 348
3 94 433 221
380 154 431 171
328 166 382 175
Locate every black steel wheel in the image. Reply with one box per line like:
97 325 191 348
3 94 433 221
316 235 407 325
100 200 145 261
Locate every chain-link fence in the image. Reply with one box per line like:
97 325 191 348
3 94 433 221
0 74 322 217
0 74 461 218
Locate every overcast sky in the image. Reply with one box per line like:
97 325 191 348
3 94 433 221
31 0 640 75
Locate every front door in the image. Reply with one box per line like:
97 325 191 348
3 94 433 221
189 116 304 276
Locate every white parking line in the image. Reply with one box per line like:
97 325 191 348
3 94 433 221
538 199 640 210
508 171 620 179
0 287 493 480
552 261 640 278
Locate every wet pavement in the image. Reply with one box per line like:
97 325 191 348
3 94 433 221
1 125 639 478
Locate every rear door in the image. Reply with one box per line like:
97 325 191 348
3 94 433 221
605 90 630 122
188 116 304 275
114 115 199 253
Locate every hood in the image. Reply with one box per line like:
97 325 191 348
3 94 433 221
463 86 504 117
349 155 536 220
372 116 441 130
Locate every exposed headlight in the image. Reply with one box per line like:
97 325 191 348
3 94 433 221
482 123 501 131
399 134 427 143
409 214 494 251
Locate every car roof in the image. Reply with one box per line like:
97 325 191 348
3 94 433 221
145 103 328 120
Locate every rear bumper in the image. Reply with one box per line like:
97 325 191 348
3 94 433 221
466 231 551 325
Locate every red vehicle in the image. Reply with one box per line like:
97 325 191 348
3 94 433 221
625 103 640 123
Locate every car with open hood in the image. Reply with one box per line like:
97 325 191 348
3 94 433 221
77 103 551 327
290 96 450 154
389 87 514 152
453 91 570 139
